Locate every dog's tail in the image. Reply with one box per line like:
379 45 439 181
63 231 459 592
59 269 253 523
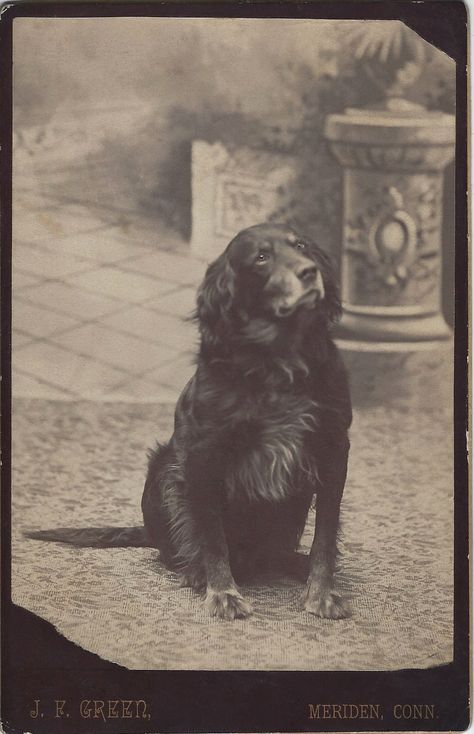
24 526 152 548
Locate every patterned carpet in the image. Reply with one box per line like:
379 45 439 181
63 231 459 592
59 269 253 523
12 398 453 670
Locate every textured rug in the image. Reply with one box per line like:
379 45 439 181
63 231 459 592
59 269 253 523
12 398 453 670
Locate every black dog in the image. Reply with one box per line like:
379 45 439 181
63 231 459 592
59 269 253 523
27 224 352 621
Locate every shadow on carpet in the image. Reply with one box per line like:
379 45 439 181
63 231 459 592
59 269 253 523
12 399 453 670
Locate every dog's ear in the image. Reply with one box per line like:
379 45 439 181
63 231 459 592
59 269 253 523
196 250 236 346
309 245 342 325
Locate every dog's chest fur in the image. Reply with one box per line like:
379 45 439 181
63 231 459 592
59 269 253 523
224 391 319 503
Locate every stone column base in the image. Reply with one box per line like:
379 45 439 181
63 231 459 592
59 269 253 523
337 309 452 343
337 338 453 410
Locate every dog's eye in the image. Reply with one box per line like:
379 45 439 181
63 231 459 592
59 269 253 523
256 252 270 263
295 241 307 251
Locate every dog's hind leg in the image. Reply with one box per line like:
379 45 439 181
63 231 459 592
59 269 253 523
143 442 206 587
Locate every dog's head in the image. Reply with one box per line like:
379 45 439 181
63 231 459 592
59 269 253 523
196 223 341 347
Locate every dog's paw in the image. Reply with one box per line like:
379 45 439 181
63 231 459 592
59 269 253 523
300 583 349 620
205 588 252 620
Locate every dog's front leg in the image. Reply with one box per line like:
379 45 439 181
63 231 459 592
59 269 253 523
202 507 252 620
301 440 349 620
188 454 252 620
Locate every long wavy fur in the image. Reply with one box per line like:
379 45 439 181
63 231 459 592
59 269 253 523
27 225 351 622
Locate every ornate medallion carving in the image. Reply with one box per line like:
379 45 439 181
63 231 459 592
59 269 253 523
342 173 443 309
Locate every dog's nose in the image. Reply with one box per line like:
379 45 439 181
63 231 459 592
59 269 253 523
297 264 317 282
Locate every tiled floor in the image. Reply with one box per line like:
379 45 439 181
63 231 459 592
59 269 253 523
12 114 207 403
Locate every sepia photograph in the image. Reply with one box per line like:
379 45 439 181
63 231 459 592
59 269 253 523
10 13 458 672
2 5 469 731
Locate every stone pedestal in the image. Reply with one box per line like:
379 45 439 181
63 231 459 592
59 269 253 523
325 105 455 406
191 140 297 260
